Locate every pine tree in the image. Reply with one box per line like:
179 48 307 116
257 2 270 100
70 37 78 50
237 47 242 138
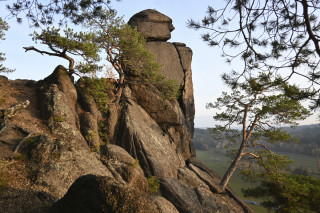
188 0 320 108
208 73 310 190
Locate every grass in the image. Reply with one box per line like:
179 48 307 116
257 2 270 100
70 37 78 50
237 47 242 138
196 149 267 210
276 151 320 177
0 172 8 188
197 148 320 213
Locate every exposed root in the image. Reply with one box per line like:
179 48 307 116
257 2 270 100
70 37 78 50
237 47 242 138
10 132 33 160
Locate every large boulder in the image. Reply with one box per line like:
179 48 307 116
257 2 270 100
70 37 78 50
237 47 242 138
102 144 149 193
128 9 174 41
150 196 179 213
159 178 246 213
50 175 159 213
159 178 204 213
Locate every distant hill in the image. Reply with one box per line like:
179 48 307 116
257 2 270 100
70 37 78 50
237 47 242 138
193 124 320 155
193 128 215 150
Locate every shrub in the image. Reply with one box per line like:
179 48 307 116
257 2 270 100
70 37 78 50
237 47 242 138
83 77 111 113
147 176 160 193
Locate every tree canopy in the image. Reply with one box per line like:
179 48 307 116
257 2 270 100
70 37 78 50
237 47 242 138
242 159 320 212
23 10 180 104
24 27 101 74
189 0 320 108
6 0 120 27
208 72 310 190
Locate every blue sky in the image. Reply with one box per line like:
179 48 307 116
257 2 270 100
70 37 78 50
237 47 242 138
0 0 319 127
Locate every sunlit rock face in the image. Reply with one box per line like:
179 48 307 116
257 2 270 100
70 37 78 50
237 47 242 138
128 9 175 42
0 9 252 213
127 9 195 163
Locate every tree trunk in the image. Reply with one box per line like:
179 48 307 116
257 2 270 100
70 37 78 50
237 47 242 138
114 71 125 104
219 140 247 190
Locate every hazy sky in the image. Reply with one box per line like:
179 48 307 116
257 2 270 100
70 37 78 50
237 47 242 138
0 0 319 127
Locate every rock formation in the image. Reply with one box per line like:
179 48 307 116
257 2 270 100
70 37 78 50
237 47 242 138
0 9 252 213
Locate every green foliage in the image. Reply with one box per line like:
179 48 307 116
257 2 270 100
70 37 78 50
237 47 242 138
98 121 109 142
121 24 180 100
27 9 180 104
0 17 14 73
29 26 101 73
82 77 111 113
209 73 310 189
188 0 320 107
24 136 39 145
147 176 160 193
53 116 65 123
84 130 102 152
87 10 180 101
119 24 180 100
145 71 181 100
13 153 25 161
0 172 8 188
132 158 139 168
6 0 116 27
209 74 310 146
242 157 320 212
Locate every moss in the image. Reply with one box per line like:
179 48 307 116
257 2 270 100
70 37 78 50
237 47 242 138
98 121 109 143
0 172 8 188
132 158 139 168
85 131 104 153
53 116 65 122
0 97 6 107
24 136 39 145
13 153 25 161
147 176 160 193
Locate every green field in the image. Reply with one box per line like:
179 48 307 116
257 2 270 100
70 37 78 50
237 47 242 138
196 148 320 213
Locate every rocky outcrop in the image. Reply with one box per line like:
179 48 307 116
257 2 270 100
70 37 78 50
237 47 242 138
127 9 195 161
0 9 252 213
25 66 112 197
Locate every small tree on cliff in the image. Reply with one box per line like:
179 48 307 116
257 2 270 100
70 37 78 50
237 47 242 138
208 73 310 190
24 10 180 104
23 27 101 74
84 10 180 103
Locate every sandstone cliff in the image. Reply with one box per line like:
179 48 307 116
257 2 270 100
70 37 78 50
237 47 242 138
0 9 252 213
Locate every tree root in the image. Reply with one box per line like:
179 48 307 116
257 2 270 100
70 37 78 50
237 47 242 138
10 132 33 160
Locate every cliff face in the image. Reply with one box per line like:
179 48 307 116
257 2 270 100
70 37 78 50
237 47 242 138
0 9 251 213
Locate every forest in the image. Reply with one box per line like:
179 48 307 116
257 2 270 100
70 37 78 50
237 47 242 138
193 124 320 156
